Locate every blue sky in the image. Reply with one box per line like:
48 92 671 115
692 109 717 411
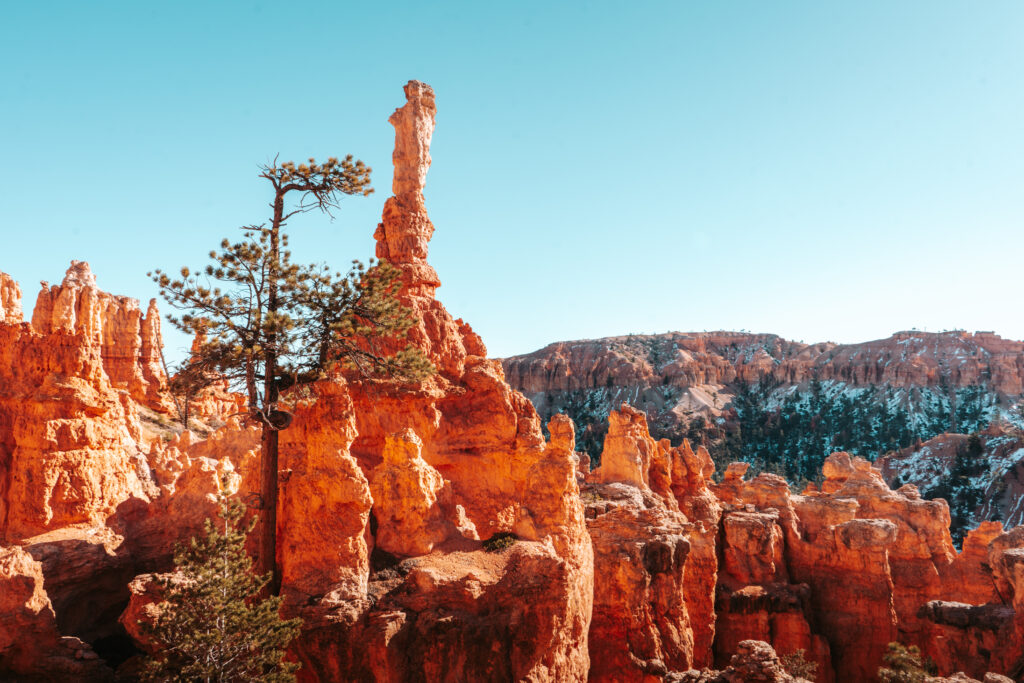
2 2 1023 362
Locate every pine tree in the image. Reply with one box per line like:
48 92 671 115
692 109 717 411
780 648 818 681
151 157 433 593
165 353 221 430
877 642 935 683
141 498 302 682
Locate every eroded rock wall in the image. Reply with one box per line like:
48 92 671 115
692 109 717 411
713 452 1024 682
0 267 154 541
32 261 170 413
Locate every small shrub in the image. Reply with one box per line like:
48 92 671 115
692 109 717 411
780 649 817 681
877 642 936 683
482 532 517 553
141 497 302 681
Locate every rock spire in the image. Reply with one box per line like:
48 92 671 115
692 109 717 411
374 80 441 297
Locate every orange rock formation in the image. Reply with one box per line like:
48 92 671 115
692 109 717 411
1 81 1023 683
0 272 21 324
0 263 156 542
32 261 171 413
269 81 593 682
0 545 112 679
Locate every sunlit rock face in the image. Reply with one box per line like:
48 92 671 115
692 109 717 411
0 272 21 324
711 452 1024 682
371 79 486 377
32 261 171 413
0 263 157 542
0 261 250 678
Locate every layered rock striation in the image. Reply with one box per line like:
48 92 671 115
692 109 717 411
503 330 1024 398
500 331 1024 476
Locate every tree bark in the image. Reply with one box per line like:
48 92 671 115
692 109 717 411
258 193 285 595
258 425 281 594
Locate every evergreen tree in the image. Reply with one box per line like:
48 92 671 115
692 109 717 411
780 649 817 681
142 498 302 682
165 353 221 430
877 642 935 683
151 157 433 592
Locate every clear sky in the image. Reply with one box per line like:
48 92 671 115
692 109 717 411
3 2 1023 363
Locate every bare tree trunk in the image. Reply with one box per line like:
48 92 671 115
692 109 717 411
258 194 285 595
158 345 188 428
258 425 280 594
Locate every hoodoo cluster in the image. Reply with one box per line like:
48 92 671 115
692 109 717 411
1 83 1022 682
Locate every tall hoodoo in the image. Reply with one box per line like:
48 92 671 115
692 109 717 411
274 81 593 682
374 79 442 298
367 81 487 377
389 79 436 200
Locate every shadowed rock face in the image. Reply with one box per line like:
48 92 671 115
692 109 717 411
585 404 723 672
3 80 1024 683
0 545 114 680
583 481 694 681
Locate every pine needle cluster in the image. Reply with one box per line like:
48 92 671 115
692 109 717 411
141 498 302 682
